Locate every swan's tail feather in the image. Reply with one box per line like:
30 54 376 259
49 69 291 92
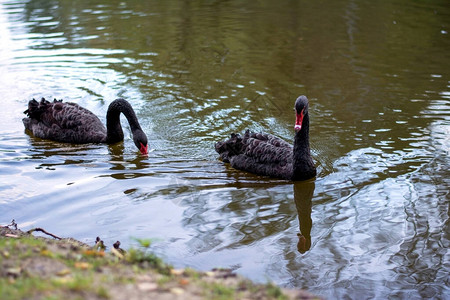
214 132 244 162
23 98 54 120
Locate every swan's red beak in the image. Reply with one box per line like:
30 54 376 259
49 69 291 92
140 143 149 155
295 109 304 132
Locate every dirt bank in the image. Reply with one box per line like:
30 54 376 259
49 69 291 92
0 224 321 300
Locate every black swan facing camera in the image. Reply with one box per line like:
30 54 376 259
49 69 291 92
23 98 148 155
215 95 316 181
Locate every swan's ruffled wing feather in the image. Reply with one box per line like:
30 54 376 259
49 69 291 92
215 130 294 180
242 130 293 164
23 98 107 143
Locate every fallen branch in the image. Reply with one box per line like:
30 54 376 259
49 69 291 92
27 228 62 240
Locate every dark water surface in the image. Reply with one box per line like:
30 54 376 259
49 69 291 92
1 0 449 298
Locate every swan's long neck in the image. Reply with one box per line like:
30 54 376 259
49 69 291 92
105 99 143 144
292 113 314 180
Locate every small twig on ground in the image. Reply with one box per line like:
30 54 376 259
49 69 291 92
27 228 62 240
1 219 18 229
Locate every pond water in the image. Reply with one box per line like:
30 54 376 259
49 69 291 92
0 0 449 298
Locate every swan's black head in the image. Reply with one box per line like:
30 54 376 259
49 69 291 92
294 95 309 132
133 129 149 155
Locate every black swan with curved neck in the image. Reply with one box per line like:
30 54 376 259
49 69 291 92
23 98 148 155
215 95 316 181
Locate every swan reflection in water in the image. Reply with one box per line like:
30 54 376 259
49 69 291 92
23 135 149 170
107 142 153 180
293 180 315 253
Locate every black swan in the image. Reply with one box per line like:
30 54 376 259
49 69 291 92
23 98 148 155
215 95 316 181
